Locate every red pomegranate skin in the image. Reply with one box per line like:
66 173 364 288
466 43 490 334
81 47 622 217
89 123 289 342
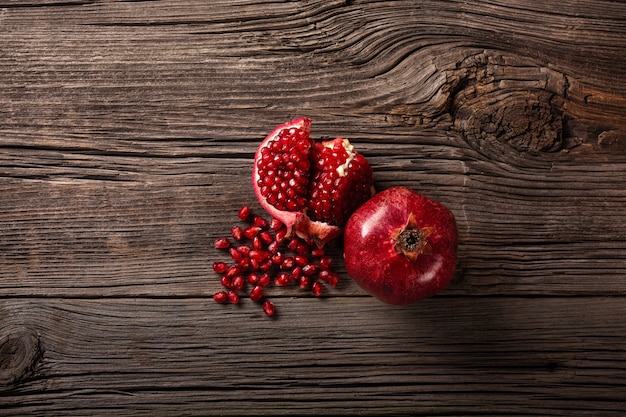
343 186 458 305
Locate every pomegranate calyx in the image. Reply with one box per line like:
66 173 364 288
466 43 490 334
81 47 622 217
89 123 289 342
390 212 433 261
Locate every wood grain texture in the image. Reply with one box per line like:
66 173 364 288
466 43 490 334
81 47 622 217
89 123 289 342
1 0 626 415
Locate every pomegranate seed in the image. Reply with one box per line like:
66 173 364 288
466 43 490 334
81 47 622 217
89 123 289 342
237 245 251 255
213 291 228 303
263 300 275 317
259 260 273 272
213 262 229 274
267 240 279 254
214 238 231 249
249 250 270 262
258 273 271 286
248 273 259 285
327 272 339 287
281 257 295 270
252 236 264 250
249 285 264 301
295 243 309 256
318 269 330 281
229 248 243 263
259 231 273 244
275 228 287 243
302 264 318 276
269 218 283 230
289 266 302 281
249 258 260 271
287 239 299 251
294 255 308 266
311 248 325 257
319 256 332 269
231 275 245 291
237 256 251 270
225 265 242 278
312 282 323 297
271 252 284 265
220 276 232 288
275 272 290 286
231 225 243 241
244 226 262 239
253 216 268 228
227 290 240 304
299 275 311 289
238 206 250 221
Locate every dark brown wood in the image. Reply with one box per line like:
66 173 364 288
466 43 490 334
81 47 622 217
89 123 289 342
1 0 626 415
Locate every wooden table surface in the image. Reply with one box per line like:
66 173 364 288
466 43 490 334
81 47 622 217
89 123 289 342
2 1 626 415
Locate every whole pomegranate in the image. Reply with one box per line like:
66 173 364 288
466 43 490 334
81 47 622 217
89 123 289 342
343 186 458 305
253 117 374 247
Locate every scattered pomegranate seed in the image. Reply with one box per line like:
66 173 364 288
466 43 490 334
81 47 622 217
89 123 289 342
262 300 275 317
213 261 228 274
249 285 264 301
214 238 231 249
238 206 251 221
231 225 244 241
312 282 323 297
213 291 228 303
211 206 342 317
227 290 240 304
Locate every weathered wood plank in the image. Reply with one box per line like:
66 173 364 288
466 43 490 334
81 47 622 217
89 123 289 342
1 297 626 416
1 0 626 415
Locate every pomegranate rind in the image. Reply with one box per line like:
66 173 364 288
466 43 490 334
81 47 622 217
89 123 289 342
252 117 341 248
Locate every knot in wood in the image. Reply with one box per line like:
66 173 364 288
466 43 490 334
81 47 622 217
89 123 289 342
449 52 566 155
0 328 42 389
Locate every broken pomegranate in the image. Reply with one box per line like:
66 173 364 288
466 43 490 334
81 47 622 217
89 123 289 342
343 186 458 305
253 117 374 247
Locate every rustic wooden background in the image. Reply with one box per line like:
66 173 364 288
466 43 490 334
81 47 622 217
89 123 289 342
2 0 626 415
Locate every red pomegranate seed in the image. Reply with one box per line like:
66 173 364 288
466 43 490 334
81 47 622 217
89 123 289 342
231 275 245 291
229 247 243 263
258 273 271 286
311 248 325 257
231 225 243 241
318 269 330 281
275 272 290 286
227 290 240 304
253 216 268 228
269 218 283 230
312 282 323 297
213 291 228 303
252 236 264 250
238 206 250 221
267 240 280 254
302 264 318 276
271 252 283 265
248 273 259 285
287 239 299 251
274 228 287 243
249 285 264 301
319 256 332 269
220 276 232 288
327 272 339 287
259 260 273 272
212 262 229 274
280 257 295 270
225 265 242 278
262 300 275 317
249 250 270 262
289 266 302 281
299 275 310 289
237 245 251 255
259 231 273 244
294 255 308 266
244 226 262 239
295 243 309 256
214 238 231 249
